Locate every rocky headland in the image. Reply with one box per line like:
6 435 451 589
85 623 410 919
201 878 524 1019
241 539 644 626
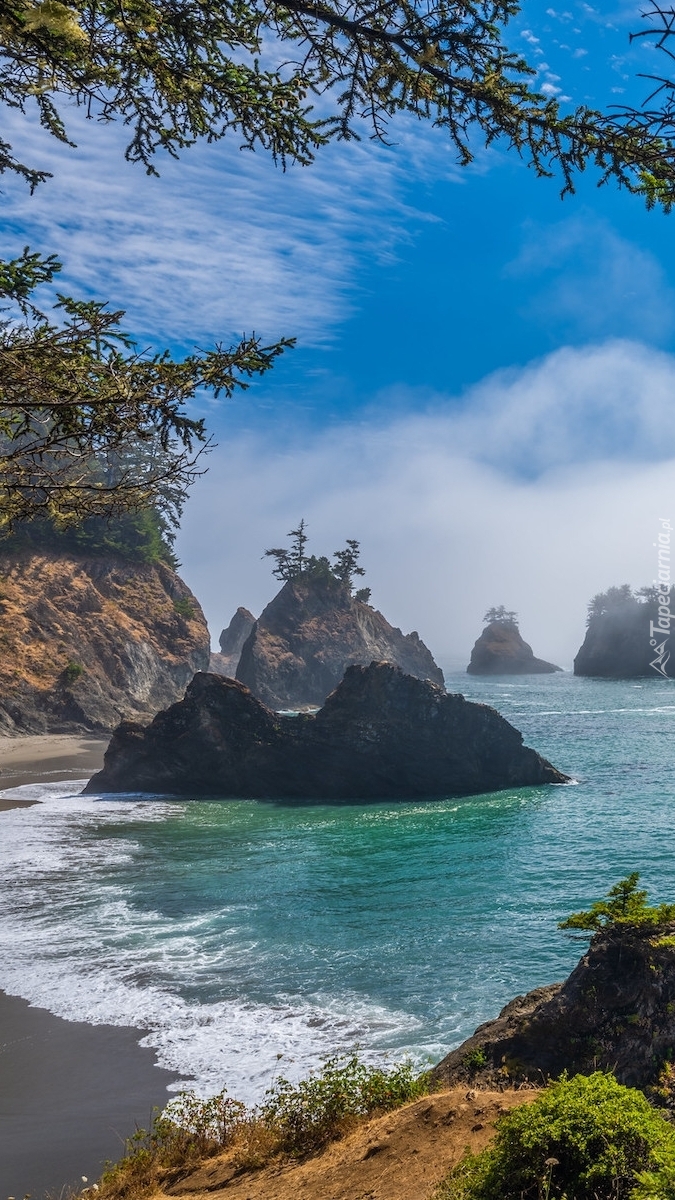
574 585 670 677
433 924 675 1093
86 661 567 799
235 574 445 709
0 552 210 733
209 606 255 677
467 620 561 676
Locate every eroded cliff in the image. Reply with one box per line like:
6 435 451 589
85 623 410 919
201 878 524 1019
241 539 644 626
236 575 444 709
0 552 210 733
467 621 561 675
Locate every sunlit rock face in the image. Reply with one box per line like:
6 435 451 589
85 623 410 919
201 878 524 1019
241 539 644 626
0 552 209 733
235 575 444 710
87 661 568 799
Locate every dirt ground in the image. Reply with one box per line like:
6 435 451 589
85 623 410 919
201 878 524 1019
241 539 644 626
163 1088 536 1200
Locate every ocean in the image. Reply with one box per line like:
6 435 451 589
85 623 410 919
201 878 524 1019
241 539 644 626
1 672 674 1106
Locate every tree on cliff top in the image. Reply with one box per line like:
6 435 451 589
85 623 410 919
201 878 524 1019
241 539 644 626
559 873 675 935
265 523 366 592
483 606 518 627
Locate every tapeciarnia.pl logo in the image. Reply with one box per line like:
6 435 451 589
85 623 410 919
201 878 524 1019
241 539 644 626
650 517 672 678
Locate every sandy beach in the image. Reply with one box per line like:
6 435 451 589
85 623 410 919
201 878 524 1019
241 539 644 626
0 991 178 1198
0 734 108 807
0 735 180 1197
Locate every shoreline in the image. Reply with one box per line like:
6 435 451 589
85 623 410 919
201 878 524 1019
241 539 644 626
0 990 180 1198
0 734 108 807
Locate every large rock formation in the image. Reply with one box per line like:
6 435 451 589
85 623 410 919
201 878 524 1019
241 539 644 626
433 927 675 1092
235 575 444 709
0 552 210 733
86 661 567 799
467 621 561 676
575 587 671 677
209 607 255 677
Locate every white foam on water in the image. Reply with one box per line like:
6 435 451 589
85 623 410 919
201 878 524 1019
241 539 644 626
0 783 427 1104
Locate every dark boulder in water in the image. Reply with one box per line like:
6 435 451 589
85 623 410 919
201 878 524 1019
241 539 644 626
467 620 562 676
86 661 567 800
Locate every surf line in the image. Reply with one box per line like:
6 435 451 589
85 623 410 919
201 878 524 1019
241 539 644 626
650 517 673 679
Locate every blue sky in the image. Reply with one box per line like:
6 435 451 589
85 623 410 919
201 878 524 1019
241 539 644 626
6 0 675 665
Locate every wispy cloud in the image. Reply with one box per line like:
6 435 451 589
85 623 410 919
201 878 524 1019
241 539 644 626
0 108 466 350
178 339 675 668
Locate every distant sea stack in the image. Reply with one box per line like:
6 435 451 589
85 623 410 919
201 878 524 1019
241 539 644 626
467 609 561 676
236 576 444 710
0 552 210 733
209 606 255 677
87 662 568 800
574 585 672 678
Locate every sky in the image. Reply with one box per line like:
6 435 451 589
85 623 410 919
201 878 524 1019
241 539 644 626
5 0 675 669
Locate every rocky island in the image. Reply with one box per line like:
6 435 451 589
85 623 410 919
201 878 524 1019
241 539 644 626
86 661 567 799
467 607 561 675
226 523 444 709
574 584 672 677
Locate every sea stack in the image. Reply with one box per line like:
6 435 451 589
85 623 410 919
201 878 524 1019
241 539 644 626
236 574 444 709
574 585 672 677
467 609 561 676
209 606 255 677
87 662 568 800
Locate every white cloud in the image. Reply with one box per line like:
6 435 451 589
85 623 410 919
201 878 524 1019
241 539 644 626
178 340 675 671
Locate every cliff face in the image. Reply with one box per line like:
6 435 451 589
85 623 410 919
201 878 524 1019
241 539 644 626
433 928 675 1092
575 600 669 677
87 661 567 799
209 607 255 677
0 552 210 733
467 622 562 676
236 576 444 709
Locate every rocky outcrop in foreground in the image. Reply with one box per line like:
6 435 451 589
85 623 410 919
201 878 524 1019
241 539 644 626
87 661 567 799
433 928 675 1092
209 606 255 677
467 621 561 675
0 553 209 733
236 576 444 709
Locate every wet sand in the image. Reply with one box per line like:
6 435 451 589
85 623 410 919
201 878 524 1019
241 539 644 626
0 735 108 807
1 736 180 1197
0 991 179 1199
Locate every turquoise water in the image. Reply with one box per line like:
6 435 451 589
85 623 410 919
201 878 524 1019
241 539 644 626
1 672 674 1101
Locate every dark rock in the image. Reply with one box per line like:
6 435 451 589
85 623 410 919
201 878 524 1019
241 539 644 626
236 575 444 709
467 621 562 676
0 552 210 734
210 607 256 677
432 928 675 1092
86 661 568 799
575 590 671 677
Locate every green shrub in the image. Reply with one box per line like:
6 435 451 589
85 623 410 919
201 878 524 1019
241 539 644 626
462 1047 487 1074
261 1053 429 1155
0 508 177 567
172 597 195 619
62 660 84 684
435 1073 675 1200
